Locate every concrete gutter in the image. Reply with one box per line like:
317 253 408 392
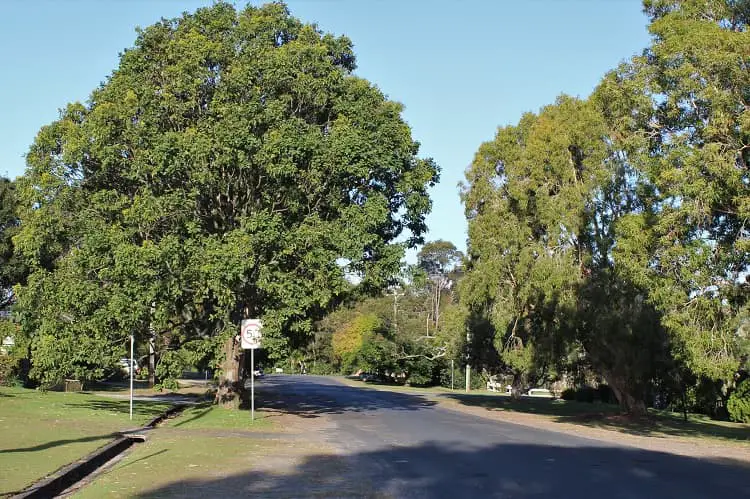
12 404 187 499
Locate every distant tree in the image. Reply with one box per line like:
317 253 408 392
14 3 438 401
417 240 463 332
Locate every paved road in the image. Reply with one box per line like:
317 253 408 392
258 375 749 499
138 375 749 498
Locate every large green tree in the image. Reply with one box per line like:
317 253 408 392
14 2 438 402
461 96 668 412
598 0 750 393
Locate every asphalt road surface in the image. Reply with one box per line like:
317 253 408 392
142 375 750 498
261 376 749 499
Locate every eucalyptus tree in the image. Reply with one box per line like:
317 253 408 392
461 96 667 412
598 0 750 395
14 2 437 402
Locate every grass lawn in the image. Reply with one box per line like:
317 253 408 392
75 406 282 498
0 386 172 496
164 404 276 431
340 377 750 446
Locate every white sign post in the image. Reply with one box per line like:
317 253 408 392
129 334 134 420
241 319 262 421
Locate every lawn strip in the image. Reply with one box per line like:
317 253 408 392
0 387 171 496
73 404 337 498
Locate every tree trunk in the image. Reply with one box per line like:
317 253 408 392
215 335 246 409
510 372 524 400
604 372 647 416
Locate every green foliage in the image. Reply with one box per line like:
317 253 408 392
727 379 750 423
439 365 485 390
154 350 189 391
0 178 27 310
417 240 463 277
332 313 383 371
460 94 661 413
14 2 437 387
560 388 576 401
460 1 750 416
598 0 749 383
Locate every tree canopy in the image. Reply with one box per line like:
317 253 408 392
460 0 749 414
13 2 438 389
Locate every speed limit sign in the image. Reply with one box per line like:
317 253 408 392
241 319 262 349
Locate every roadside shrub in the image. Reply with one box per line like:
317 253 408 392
0 354 13 385
439 366 485 390
561 388 576 401
597 384 616 404
308 363 336 375
727 379 750 423
561 386 599 403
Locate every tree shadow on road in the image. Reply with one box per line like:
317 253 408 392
257 375 437 419
131 440 750 499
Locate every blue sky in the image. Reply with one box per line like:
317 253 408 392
0 0 651 258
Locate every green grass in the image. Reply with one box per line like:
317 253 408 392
0 386 172 496
164 404 276 431
76 405 283 498
73 431 279 498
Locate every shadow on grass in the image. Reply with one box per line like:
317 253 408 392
257 375 436 419
441 393 750 443
111 449 169 472
62 399 171 418
171 404 213 427
132 441 750 499
84 380 152 392
0 391 15 397
0 432 119 453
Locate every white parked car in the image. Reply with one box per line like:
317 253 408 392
118 358 141 376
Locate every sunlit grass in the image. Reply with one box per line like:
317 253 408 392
0 386 171 495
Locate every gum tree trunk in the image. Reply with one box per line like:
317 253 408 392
604 371 647 416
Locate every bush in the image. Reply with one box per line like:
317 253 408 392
575 386 596 403
439 366 485 390
561 388 576 401
0 354 14 386
308 363 335 375
560 386 598 403
597 384 616 404
728 379 750 423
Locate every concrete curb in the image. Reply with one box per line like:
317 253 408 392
12 404 187 498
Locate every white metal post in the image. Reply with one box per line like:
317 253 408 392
129 334 134 420
451 359 454 391
251 348 255 421
465 326 471 392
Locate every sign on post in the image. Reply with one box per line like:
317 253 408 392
240 319 262 422
241 319 262 349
